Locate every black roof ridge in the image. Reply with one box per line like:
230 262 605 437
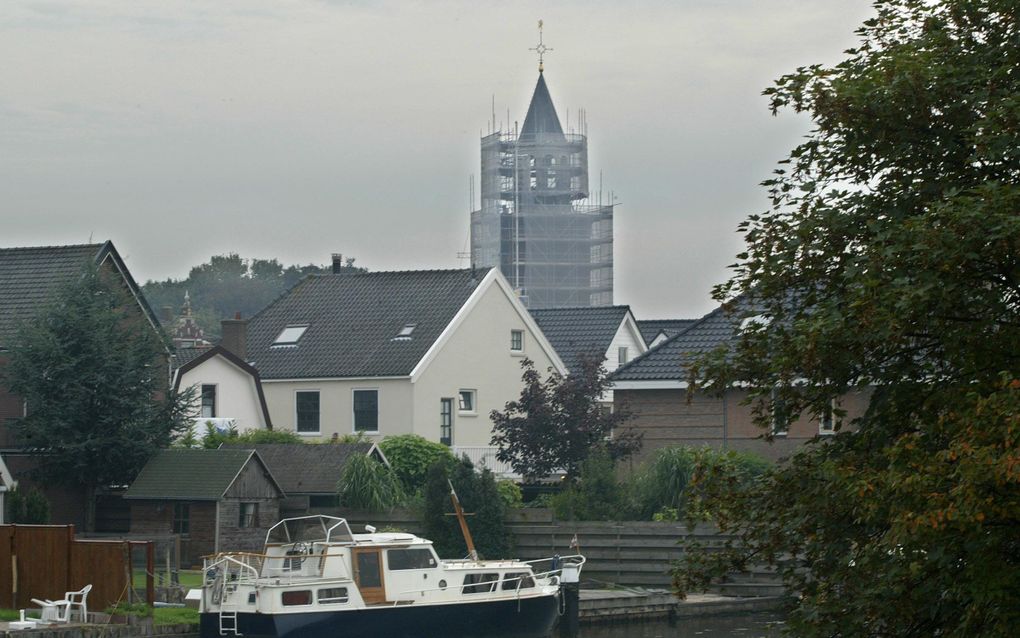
0 242 104 252
530 304 631 312
639 317 698 324
612 302 730 377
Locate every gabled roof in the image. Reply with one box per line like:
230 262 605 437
219 443 386 495
637 319 697 346
612 299 751 383
172 345 273 428
0 241 165 351
529 305 633 373
246 269 491 380
124 449 284 501
520 73 564 140
173 346 213 371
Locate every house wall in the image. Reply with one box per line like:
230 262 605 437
411 280 560 447
601 317 646 403
261 378 413 440
179 355 266 430
219 460 281 553
616 387 870 465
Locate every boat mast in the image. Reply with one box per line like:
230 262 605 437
448 480 479 561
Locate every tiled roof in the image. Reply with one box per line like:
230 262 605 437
612 300 751 382
124 449 278 500
529 306 631 373
220 443 376 495
246 269 488 379
173 346 213 371
637 319 697 346
0 244 104 348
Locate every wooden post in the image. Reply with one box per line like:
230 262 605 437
145 542 155 605
122 541 133 605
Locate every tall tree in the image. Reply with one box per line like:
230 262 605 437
490 356 640 481
4 263 191 530
672 2 1020 635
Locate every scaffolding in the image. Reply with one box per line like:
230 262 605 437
470 120 615 308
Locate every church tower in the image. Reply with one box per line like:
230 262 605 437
470 26 614 308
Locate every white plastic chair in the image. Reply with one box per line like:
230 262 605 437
31 584 92 623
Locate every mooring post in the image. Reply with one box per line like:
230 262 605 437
559 560 580 637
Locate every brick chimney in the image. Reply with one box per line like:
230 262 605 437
220 312 247 360
331 253 344 274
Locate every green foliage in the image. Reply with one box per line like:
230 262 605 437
7 488 50 524
550 447 625 521
153 607 198 626
196 424 303 449
630 446 770 520
4 261 191 529
670 2 1020 635
142 254 364 339
378 434 455 494
496 480 523 509
106 602 152 617
490 356 641 481
336 453 403 511
423 458 512 559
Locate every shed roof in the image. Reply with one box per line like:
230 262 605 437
124 449 283 500
219 443 382 495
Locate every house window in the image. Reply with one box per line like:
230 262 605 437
172 503 190 535
296 391 320 433
200 385 216 418
510 330 524 352
820 400 836 435
440 398 453 446
353 390 379 432
618 346 629 365
238 502 257 528
771 388 790 437
458 390 476 414
273 325 308 346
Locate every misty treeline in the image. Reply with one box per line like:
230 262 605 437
143 253 364 339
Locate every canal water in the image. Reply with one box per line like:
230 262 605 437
566 612 785 638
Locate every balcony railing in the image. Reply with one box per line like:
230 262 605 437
451 446 520 479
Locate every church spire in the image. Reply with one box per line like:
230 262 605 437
521 21 563 140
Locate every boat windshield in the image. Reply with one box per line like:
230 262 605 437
265 516 354 545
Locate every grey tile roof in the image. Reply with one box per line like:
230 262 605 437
612 300 751 381
0 243 104 349
246 269 489 379
173 346 213 371
220 443 375 495
529 305 631 373
636 319 697 346
124 449 276 500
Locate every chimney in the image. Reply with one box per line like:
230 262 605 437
221 312 247 360
331 253 344 274
161 305 174 324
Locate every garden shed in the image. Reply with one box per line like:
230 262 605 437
124 448 284 567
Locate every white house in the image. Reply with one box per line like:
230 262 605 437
197 266 565 474
173 345 273 431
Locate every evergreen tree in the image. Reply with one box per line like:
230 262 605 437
4 262 191 530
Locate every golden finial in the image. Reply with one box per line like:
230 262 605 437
529 19 552 73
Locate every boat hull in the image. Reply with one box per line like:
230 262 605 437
200 594 560 638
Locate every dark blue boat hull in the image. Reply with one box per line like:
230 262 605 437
200 594 560 638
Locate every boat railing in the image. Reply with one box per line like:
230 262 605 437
204 549 354 584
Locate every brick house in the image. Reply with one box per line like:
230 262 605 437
0 242 168 525
611 300 868 464
124 449 284 566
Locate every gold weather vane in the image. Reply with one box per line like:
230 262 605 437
529 19 552 73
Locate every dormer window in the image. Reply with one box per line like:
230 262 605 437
273 325 308 346
392 324 417 341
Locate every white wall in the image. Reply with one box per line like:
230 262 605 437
179 355 267 429
602 314 647 403
411 279 560 447
261 378 413 441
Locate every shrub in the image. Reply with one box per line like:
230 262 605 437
496 481 523 509
238 429 303 444
8 488 50 524
551 447 626 521
378 435 455 494
423 457 512 559
631 446 771 520
336 454 404 511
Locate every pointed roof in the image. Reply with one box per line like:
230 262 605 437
520 73 564 140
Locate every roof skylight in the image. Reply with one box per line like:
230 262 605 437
273 325 308 346
392 323 417 341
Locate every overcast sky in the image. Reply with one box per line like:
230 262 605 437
2 0 873 319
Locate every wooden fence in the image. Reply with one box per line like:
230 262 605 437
328 508 733 589
0 525 153 610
